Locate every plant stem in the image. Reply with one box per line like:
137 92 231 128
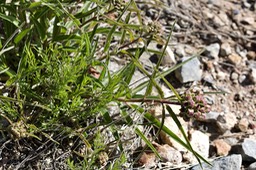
117 97 181 105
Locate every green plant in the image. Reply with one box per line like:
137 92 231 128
0 0 211 169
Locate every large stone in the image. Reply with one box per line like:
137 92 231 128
241 139 256 162
183 130 210 163
191 154 242 170
248 162 256 170
174 57 202 83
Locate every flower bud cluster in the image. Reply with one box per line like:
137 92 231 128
180 88 211 119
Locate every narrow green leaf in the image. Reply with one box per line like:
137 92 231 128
120 109 133 126
75 7 97 18
120 12 131 44
0 13 19 27
14 28 31 44
29 2 42 9
160 74 182 102
31 17 46 40
84 33 91 57
52 16 60 41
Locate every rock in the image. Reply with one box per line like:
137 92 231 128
249 68 256 84
183 130 209 163
228 53 242 65
201 111 220 123
242 0 251 8
159 116 188 152
241 138 256 162
216 70 228 80
130 70 149 94
145 42 175 66
203 73 214 85
238 117 249 132
222 131 240 146
138 152 156 168
247 51 256 60
174 56 202 83
248 162 256 170
213 12 230 27
165 46 176 64
216 113 237 133
156 144 182 164
231 72 239 83
108 60 124 73
151 105 188 152
175 45 186 57
238 74 247 84
241 17 255 25
191 154 242 170
212 139 231 156
202 9 214 19
204 43 220 60
220 42 232 56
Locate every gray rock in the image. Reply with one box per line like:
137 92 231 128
203 73 214 85
241 138 256 162
202 111 221 123
223 131 239 146
174 57 202 83
248 162 256 170
141 42 175 67
216 113 237 133
175 45 186 57
108 60 124 73
238 74 247 84
204 43 220 60
220 42 232 56
191 154 242 170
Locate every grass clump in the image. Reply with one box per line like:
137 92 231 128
0 0 211 169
